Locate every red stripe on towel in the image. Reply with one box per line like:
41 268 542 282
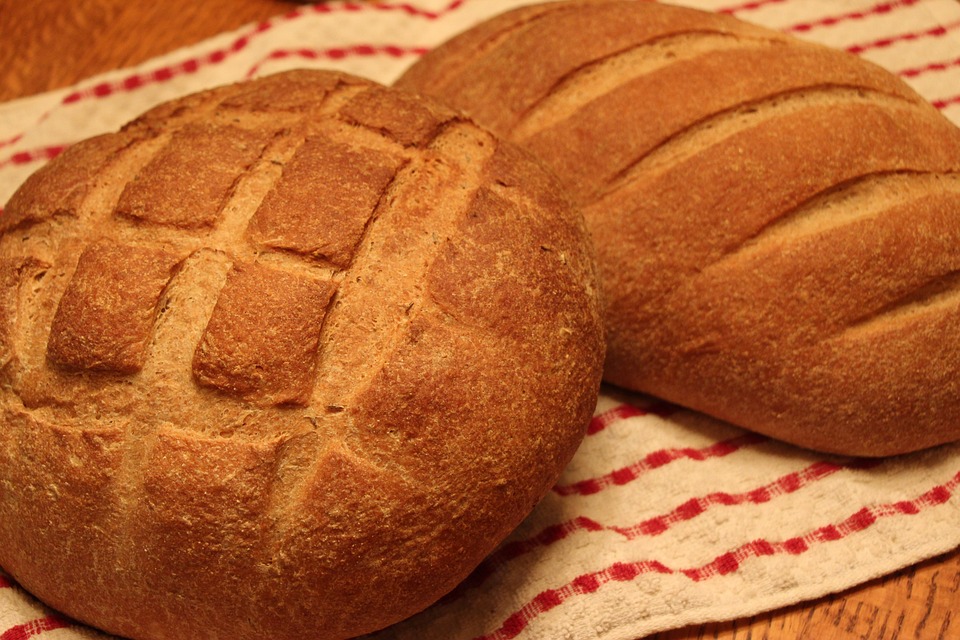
933 94 960 110
847 20 960 55
312 0 467 20
552 433 768 496
899 55 960 78
244 44 429 77
450 458 880 600
586 401 677 435
625 458 881 537
0 133 25 151
60 20 273 105
475 469 960 640
0 145 67 170
0 615 72 640
787 0 921 33
717 0 788 14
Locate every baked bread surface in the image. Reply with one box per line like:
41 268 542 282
0 70 604 639
397 0 960 456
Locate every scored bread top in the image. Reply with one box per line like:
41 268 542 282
397 0 960 455
0 70 604 640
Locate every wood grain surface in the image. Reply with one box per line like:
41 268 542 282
1 1 958 639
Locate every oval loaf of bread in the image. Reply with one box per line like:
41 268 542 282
0 70 604 640
397 0 960 456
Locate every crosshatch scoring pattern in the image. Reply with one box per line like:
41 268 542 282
1 70 484 418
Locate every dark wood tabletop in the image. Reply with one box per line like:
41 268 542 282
1 1 958 639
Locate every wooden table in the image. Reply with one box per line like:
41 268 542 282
1 1 958 639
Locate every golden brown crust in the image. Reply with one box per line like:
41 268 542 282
0 70 605 639
246 135 404 267
339 84 450 146
400 0 781 134
397 0 960 455
46 239 180 374
192 261 337 405
116 123 275 229
1 133 138 234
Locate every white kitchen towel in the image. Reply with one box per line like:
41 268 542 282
1 1 959 639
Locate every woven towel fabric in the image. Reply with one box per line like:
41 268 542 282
1 1 960 639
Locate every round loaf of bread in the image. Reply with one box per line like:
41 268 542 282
0 70 604 640
398 0 960 456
